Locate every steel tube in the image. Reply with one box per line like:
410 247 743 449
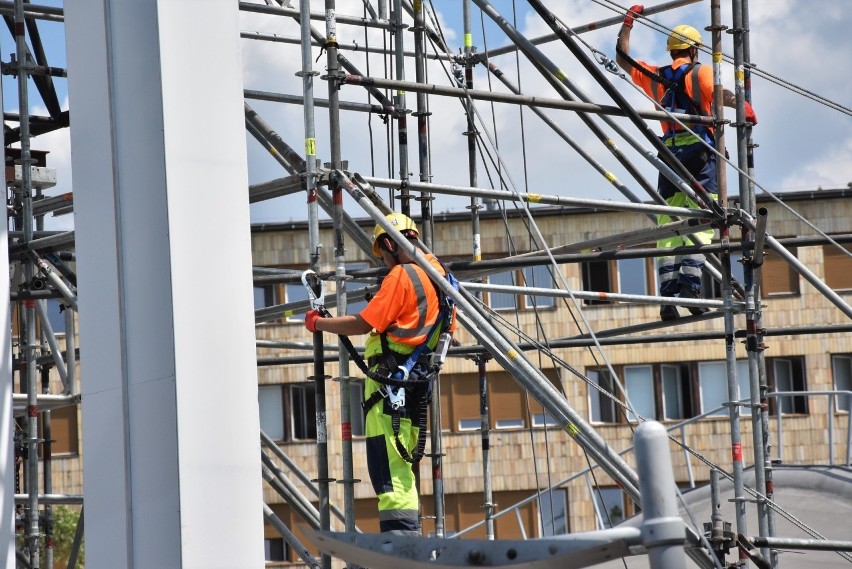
264 504 320 568
341 74 714 125
361 175 710 217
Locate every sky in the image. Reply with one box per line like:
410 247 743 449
4 1 852 232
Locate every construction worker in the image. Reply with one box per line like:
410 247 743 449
305 212 456 534
615 6 757 320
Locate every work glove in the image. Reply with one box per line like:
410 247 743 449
623 4 644 28
744 101 757 126
305 309 321 333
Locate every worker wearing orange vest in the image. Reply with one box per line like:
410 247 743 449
616 6 757 320
306 212 456 534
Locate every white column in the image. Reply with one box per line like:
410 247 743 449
65 1 264 567
0 125 14 569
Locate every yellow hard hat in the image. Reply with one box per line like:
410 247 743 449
667 25 702 51
371 212 418 258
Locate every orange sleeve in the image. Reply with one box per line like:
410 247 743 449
630 60 658 99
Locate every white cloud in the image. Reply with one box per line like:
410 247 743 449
778 136 852 191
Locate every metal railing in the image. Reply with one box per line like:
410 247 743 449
452 390 852 537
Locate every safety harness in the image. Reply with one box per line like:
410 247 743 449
615 47 713 148
302 264 458 465
362 263 457 464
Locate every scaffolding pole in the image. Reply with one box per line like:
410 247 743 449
333 167 716 568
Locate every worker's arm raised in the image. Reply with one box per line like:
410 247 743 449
616 5 644 73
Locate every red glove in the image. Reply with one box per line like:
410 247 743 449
744 101 757 126
305 309 322 333
623 4 644 28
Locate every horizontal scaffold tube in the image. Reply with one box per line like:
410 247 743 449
339 75 714 125
238 2 394 31
360 175 710 218
472 0 700 62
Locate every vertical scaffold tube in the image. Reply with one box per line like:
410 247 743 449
478 356 495 539
412 0 433 246
13 0 41 564
733 1 769 557
392 0 410 215
709 2 748 566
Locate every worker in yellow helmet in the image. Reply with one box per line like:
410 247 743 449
615 7 757 321
306 212 456 534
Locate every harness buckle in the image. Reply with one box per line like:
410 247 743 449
386 386 406 410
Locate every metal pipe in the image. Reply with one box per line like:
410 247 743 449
391 0 410 215
63 302 76 395
263 503 321 568
361 176 710 217
239 2 393 30
12 0 42 563
35 300 68 387
635 422 687 569
340 73 714 125
0 1 62 21
30 252 77 309
66 507 83 569
748 537 852 553
462 282 729 311
245 89 395 115
333 168 714 566
478 356 495 539
473 0 701 63
241 32 453 62
261 454 321 529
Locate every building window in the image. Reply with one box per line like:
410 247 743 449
43 299 67 335
831 355 852 413
258 385 285 440
290 383 317 440
624 365 655 422
254 285 275 310
487 266 555 310
38 405 79 457
661 364 693 420
823 245 852 291
581 260 614 305
264 537 286 562
762 248 799 296
593 487 638 529
582 255 655 304
698 360 750 416
617 257 655 296
768 357 807 414
704 252 744 298
588 369 620 423
522 265 556 309
258 383 318 441
537 488 568 536
439 370 562 432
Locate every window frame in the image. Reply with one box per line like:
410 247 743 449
831 354 852 413
486 266 556 311
581 253 656 305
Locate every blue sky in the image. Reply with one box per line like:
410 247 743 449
4 1 851 230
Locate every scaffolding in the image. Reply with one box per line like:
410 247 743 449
4 0 852 568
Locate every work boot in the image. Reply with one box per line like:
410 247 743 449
679 285 709 315
660 304 680 321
